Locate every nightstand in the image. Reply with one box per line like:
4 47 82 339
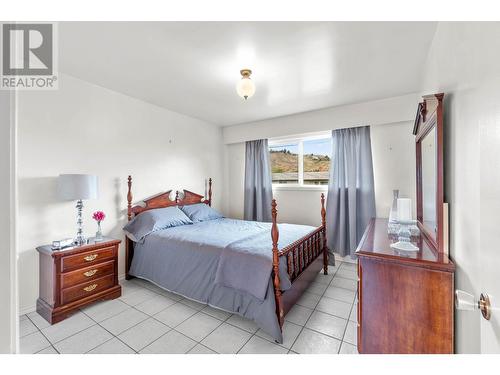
36 237 122 324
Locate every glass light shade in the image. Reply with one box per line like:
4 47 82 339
236 77 255 100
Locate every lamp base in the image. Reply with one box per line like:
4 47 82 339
75 199 86 246
74 235 87 246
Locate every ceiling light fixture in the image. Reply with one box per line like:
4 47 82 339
236 69 255 100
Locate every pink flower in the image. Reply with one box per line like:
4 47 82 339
92 211 106 222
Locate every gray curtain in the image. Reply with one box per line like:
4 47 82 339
326 126 376 258
244 139 273 222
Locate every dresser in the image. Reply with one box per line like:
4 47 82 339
356 218 455 353
36 238 122 324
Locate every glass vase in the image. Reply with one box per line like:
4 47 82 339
95 221 103 242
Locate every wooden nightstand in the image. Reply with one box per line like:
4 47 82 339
36 237 122 324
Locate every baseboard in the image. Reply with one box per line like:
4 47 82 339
19 305 36 316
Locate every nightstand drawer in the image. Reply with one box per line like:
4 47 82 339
61 274 115 305
60 260 115 288
61 245 116 272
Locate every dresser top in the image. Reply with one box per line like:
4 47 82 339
37 237 121 256
356 218 454 272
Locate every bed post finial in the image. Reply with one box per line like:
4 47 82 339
321 193 329 274
208 178 212 207
127 175 133 221
271 199 284 329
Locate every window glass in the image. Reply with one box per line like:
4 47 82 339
303 138 331 185
269 143 299 184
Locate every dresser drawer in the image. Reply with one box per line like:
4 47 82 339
61 245 116 272
60 260 115 289
61 274 115 305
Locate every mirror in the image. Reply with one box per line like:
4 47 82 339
421 127 437 238
414 93 444 253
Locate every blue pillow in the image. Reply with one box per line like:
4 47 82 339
123 206 192 242
180 203 223 223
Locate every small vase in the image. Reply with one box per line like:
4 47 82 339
95 222 103 242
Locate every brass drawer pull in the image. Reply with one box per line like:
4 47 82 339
83 284 98 292
84 254 98 262
83 269 98 277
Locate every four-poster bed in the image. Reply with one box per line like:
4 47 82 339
124 176 330 339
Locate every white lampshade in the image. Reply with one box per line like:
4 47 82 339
236 76 255 100
58 174 98 201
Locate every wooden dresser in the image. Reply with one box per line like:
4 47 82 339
356 218 455 353
36 238 122 324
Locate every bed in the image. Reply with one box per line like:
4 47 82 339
124 176 331 343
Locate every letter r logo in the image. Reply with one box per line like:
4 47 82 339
2 24 53 76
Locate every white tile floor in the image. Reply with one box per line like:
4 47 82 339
20 261 359 354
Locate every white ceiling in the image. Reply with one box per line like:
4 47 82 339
59 22 437 126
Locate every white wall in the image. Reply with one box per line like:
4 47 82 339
17 74 224 313
0 90 17 353
223 93 418 144
371 121 416 218
225 118 416 227
421 22 500 354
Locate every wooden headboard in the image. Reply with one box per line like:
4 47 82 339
125 175 212 279
126 175 212 221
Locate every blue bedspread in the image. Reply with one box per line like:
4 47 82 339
129 218 316 343
215 222 315 301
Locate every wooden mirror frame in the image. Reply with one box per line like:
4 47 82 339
413 93 445 253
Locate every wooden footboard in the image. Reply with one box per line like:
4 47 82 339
271 193 330 329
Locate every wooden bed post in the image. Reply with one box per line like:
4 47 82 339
321 193 329 275
126 175 133 280
271 199 284 329
208 178 212 206
127 175 133 221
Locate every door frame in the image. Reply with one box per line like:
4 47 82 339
0 88 19 353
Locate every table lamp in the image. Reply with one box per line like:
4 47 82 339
57 174 98 245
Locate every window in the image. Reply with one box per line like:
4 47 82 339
269 134 332 187
269 143 299 184
303 137 331 185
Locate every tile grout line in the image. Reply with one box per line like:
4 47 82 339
138 306 225 353
105 283 234 353
253 262 343 352
28 260 357 355
25 314 60 354
79 308 139 354
129 274 331 354
22 317 48 353
127 272 350 353
336 262 357 353
120 283 270 354
131 281 301 354
286 262 342 353
174 314 226 353
127 282 262 353
235 330 258 354
191 342 218 354
338 297 359 351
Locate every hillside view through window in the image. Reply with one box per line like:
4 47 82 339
269 136 331 185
